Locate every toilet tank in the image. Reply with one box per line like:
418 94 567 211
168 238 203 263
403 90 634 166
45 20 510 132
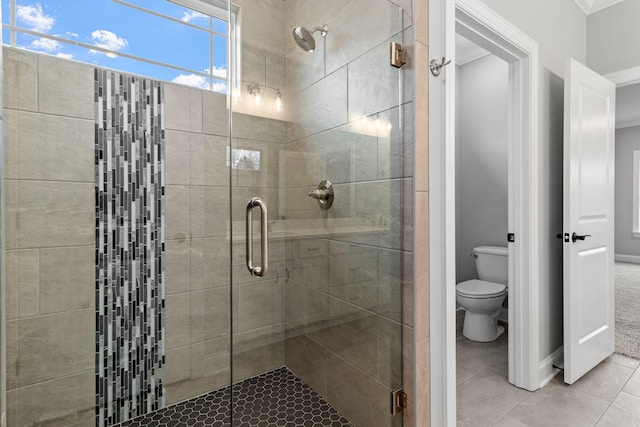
473 246 508 285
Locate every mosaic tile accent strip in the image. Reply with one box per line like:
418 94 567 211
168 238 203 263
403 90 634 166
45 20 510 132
95 69 166 427
117 367 354 427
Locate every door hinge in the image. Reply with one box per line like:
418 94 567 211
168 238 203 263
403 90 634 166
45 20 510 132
507 233 515 243
391 388 407 415
390 42 407 68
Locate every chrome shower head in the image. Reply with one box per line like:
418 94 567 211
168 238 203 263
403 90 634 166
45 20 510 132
292 24 328 52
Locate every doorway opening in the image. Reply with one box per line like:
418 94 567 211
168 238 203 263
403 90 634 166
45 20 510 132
429 0 540 424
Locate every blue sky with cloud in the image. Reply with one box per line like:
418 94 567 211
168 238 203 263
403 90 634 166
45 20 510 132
3 0 229 91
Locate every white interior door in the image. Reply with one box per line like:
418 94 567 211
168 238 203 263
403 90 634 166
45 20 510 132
563 58 616 384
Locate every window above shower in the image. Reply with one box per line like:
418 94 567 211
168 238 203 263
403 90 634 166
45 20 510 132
1 0 240 94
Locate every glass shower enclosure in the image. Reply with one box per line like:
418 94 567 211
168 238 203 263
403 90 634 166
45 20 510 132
1 0 412 425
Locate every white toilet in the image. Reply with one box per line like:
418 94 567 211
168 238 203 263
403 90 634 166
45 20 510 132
456 246 508 342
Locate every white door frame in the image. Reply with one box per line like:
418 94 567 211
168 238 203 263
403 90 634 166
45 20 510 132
428 0 540 425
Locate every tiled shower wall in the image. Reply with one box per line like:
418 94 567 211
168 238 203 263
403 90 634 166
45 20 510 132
281 1 417 426
2 46 288 425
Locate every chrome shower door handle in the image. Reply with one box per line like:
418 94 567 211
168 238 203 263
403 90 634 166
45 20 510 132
246 197 269 277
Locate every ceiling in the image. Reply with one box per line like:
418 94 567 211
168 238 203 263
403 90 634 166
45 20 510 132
455 33 490 66
573 0 626 15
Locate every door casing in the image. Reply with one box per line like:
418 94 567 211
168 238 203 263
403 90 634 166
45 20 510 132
428 0 540 425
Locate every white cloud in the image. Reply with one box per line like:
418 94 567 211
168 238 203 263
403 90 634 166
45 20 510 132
90 30 128 57
171 74 227 93
65 31 79 38
31 37 59 52
211 81 227 93
16 3 54 32
206 66 227 79
172 74 209 89
56 52 73 59
181 10 207 23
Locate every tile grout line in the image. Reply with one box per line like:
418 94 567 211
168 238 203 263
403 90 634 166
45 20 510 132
591 360 640 426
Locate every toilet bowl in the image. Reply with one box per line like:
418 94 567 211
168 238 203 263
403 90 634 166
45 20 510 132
456 246 508 342
456 279 506 342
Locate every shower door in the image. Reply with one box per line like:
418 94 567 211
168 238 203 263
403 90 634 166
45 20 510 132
228 1 412 425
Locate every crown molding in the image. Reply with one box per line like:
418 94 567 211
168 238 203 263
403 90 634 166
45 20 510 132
573 0 625 15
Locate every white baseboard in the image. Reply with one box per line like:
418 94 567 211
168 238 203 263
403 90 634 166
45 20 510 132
538 346 563 388
615 254 640 264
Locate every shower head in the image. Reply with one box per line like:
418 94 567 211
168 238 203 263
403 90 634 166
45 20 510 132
292 24 329 52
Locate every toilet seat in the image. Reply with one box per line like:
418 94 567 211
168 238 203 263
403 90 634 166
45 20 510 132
456 279 506 298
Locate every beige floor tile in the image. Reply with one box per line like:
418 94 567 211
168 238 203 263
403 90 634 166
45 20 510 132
596 391 640 426
456 331 509 384
552 358 635 401
457 367 530 426
494 382 609 427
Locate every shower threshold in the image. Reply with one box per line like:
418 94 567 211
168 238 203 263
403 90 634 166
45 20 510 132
116 367 353 427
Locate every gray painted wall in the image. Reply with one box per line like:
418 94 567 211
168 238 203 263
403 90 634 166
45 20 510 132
480 0 587 361
455 54 509 283
588 1 640 75
615 126 640 257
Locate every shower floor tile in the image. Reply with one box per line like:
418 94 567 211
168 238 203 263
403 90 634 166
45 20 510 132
117 367 353 427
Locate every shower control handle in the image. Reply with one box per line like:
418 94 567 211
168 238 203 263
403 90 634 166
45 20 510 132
571 232 591 243
308 189 330 201
246 198 269 277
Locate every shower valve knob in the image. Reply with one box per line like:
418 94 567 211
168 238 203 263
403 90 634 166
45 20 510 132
308 189 330 201
308 180 334 210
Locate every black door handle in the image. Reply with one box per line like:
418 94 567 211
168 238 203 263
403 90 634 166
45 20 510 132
572 232 591 243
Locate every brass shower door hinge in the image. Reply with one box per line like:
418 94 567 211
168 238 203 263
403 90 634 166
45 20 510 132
390 42 408 68
391 388 407 415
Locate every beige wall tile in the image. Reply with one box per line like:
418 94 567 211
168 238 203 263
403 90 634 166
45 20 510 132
5 249 39 319
347 31 404 120
190 287 230 343
193 237 230 290
7 371 94 427
40 246 94 314
415 0 428 45
3 47 38 111
13 181 94 249
285 329 327 396
415 42 429 192
232 113 288 144
164 84 203 133
38 55 93 119
325 0 404 75
190 134 230 186
166 239 191 295
308 297 380 386
166 293 191 349
242 44 267 88
190 337 230 383
203 91 230 137
165 130 191 186
162 346 191 386
232 324 284 382
190 186 229 238
287 67 348 142
234 279 283 332
415 337 430 427
9 310 94 388
6 111 93 182
415 191 430 341
166 185 191 241
403 325 416 403
326 352 400 427
236 138 283 189
5 180 19 249
4 109 20 180
285 281 308 332
235 0 285 54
